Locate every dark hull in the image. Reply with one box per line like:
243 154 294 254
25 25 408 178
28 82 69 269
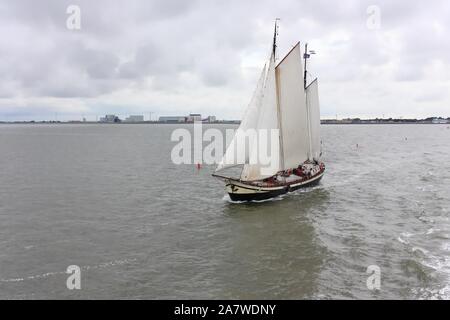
228 174 323 202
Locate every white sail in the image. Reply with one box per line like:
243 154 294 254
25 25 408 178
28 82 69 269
215 64 267 172
275 42 310 169
306 79 321 161
240 54 281 181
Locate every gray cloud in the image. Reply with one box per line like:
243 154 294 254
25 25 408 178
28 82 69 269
0 0 449 120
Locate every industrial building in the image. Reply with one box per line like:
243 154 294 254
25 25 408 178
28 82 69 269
124 115 144 122
203 116 216 123
158 116 187 123
158 114 216 123
99 114 120 123
187 114 202 122
432 118 448 124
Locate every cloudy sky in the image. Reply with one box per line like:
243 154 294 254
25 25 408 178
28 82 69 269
0 0 449 121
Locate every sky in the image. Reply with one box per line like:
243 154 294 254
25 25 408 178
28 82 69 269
0 0 449 121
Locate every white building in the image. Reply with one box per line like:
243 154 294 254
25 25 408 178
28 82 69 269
159 116 186 123
203 116 216 123
187 113 202 122
125 115 144 122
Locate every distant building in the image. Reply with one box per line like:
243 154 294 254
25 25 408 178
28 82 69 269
203 116 216 123
432 118 448 124
159 116 186 123
159 114 205 123
100 115 120 123
187 113 202 122
124 115 144 122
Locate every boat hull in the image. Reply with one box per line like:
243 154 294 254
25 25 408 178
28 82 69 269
226 170 324 202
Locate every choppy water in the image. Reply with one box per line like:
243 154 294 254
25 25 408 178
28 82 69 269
0 123 449 299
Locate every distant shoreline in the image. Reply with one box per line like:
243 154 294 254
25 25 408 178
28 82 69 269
0 120 449 125
0 122 449 125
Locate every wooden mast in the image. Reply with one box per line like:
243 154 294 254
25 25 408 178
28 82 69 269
273 19 285 174
303 43 308 89
272 18 280 57
304 43 313 161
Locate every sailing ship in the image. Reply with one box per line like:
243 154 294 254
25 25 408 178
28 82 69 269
213 21 325 201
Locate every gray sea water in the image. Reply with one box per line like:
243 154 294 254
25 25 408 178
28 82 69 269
0 123 449 299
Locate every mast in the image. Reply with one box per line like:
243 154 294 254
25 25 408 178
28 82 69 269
272 18 279 57
303 43 308 89
304 43 313 160
303 43 316 88
273 19 285 173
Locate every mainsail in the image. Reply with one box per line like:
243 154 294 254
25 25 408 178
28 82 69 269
275 42 310 169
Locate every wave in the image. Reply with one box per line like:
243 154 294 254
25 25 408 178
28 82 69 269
0 258 137 283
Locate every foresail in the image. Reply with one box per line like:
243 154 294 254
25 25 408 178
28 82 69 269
275 42 310 169
240 55 281 181
215 64 266 172
306 79 321 161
